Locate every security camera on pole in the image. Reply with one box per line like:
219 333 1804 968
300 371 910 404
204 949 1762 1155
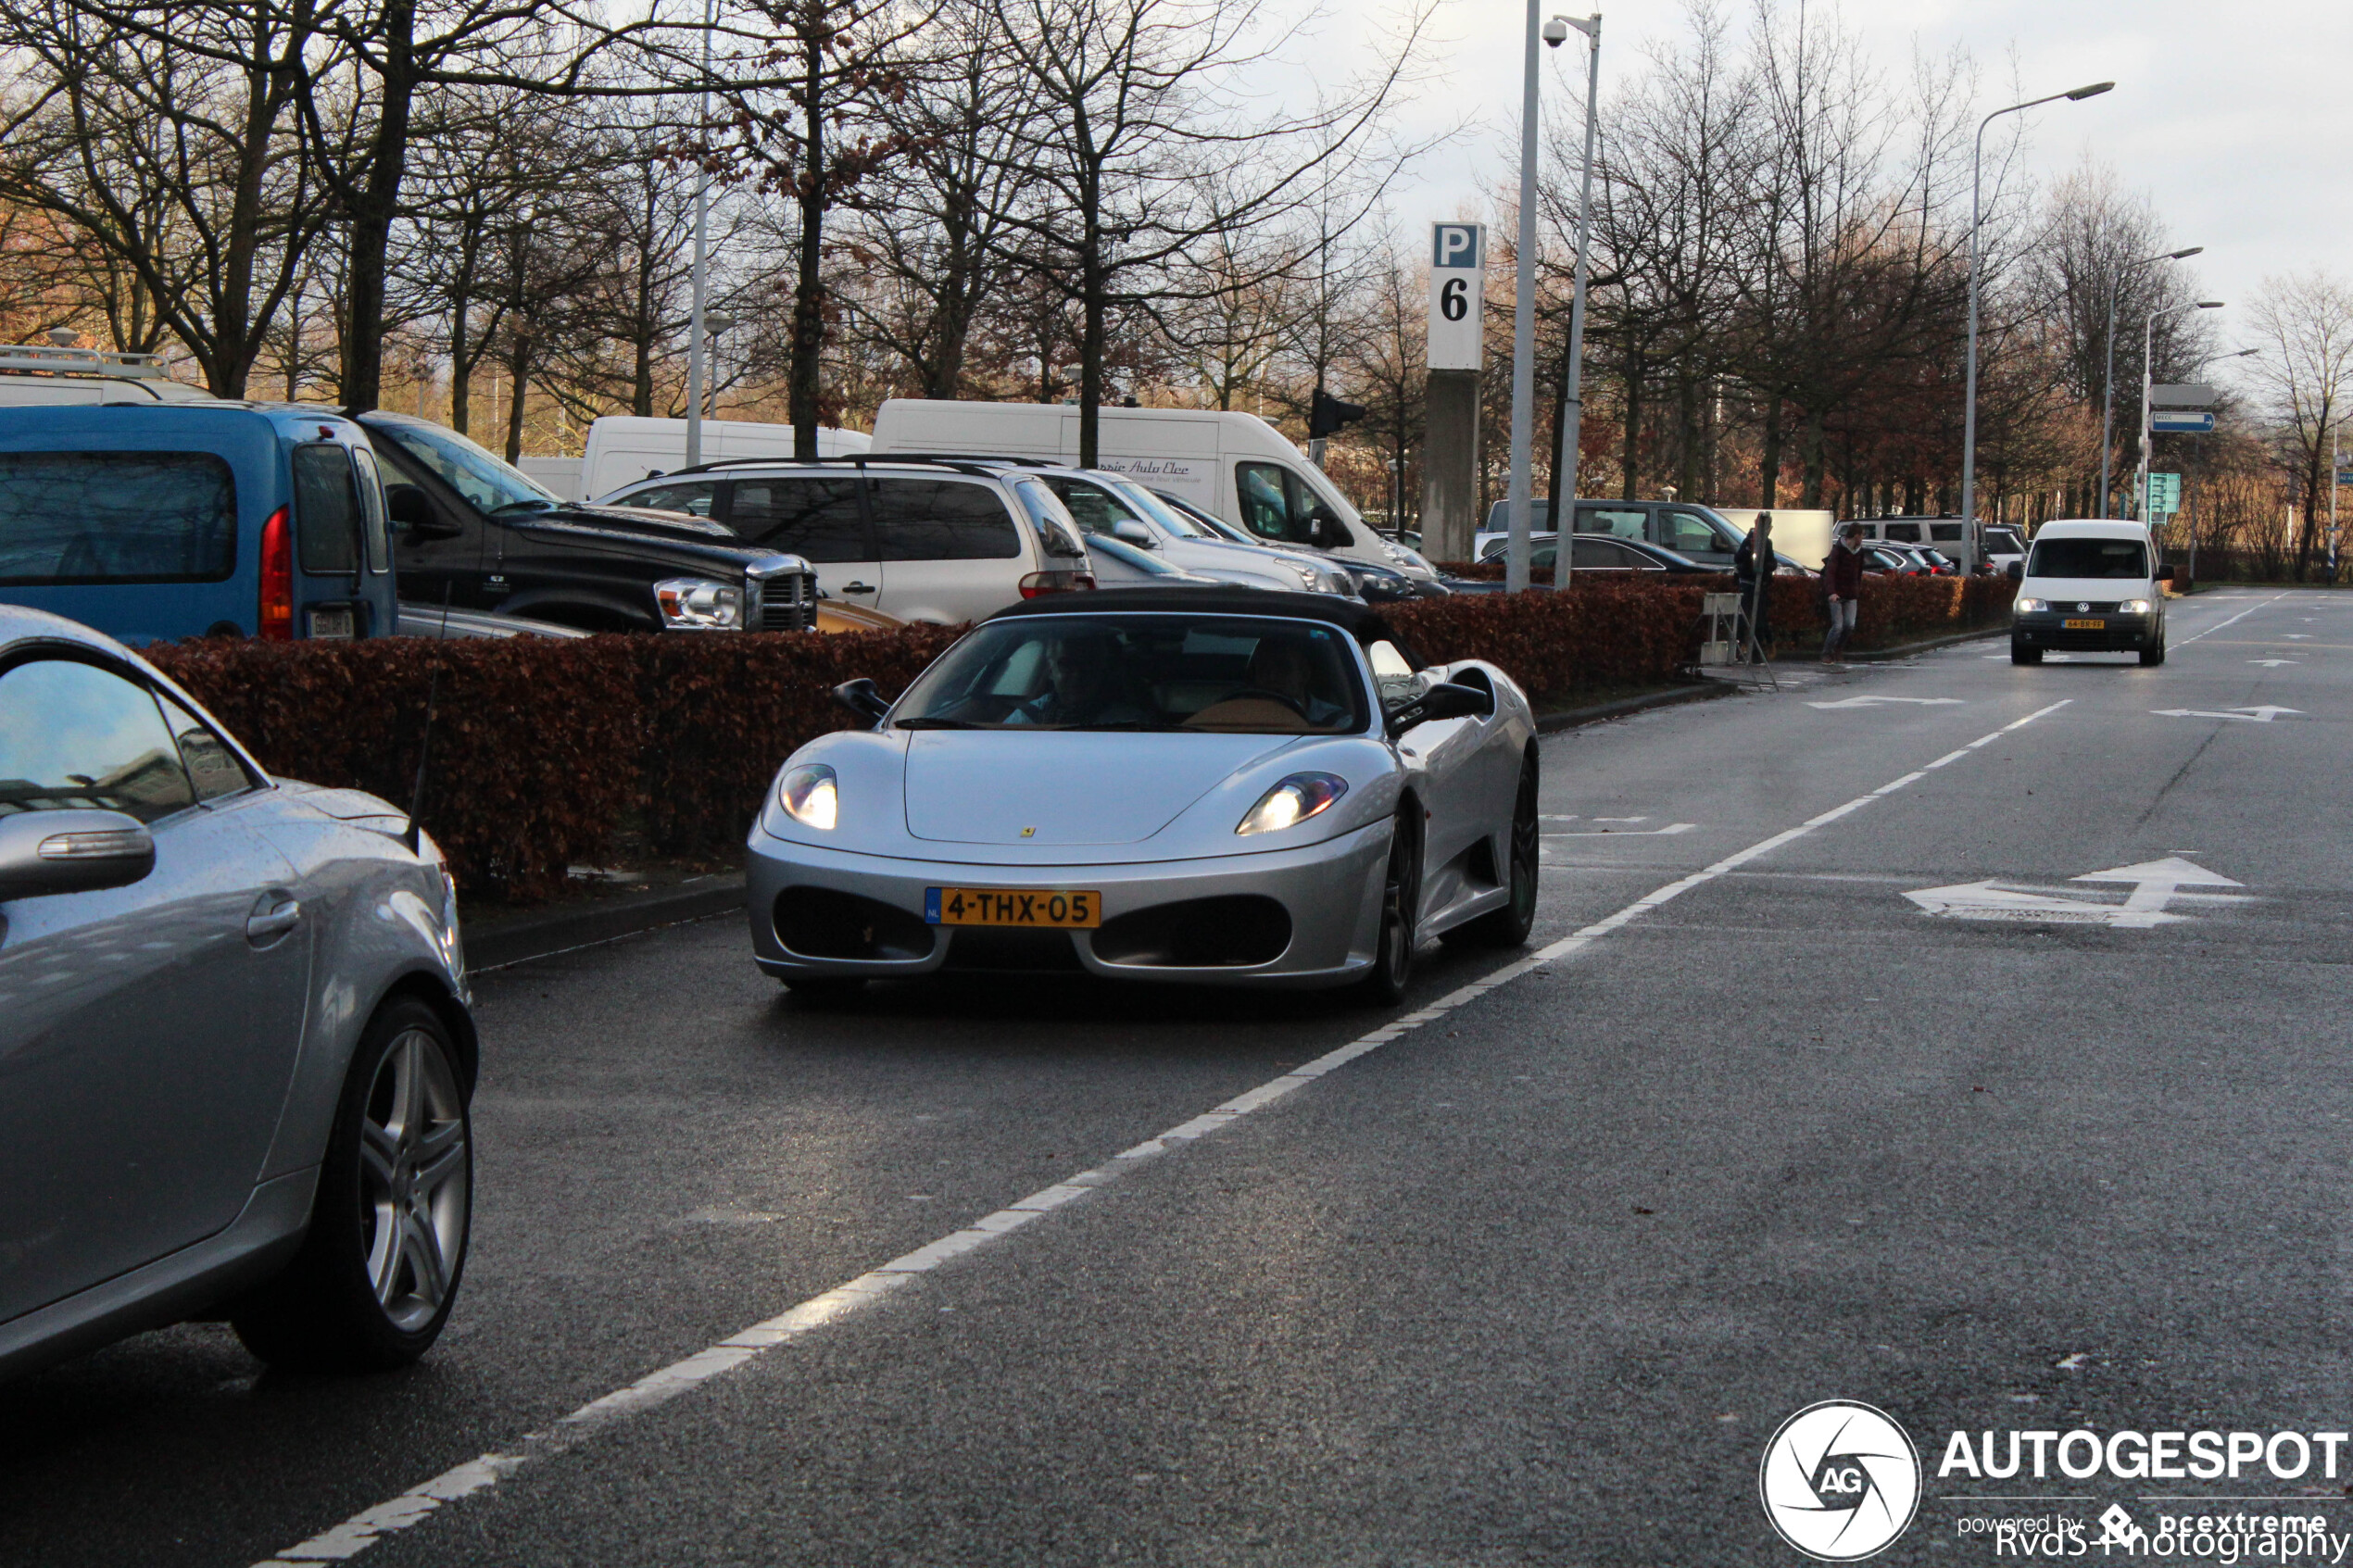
1544 12 1600 595
1422 221 1486 564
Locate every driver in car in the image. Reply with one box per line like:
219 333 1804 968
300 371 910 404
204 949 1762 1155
1243 636 1351 729
1005 633 1144 727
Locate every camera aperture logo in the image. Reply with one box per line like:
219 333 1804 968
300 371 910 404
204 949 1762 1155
1761 1400 1924 1561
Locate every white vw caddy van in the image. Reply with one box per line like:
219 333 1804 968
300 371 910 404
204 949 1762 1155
2009 520 2168 666
868 399 1439 582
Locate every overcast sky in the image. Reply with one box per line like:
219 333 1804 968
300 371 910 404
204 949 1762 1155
1383 0 2349 395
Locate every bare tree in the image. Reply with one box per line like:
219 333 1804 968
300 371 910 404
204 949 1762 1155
2245 269 2353 579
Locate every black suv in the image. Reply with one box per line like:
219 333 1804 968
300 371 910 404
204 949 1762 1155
356 412 815 633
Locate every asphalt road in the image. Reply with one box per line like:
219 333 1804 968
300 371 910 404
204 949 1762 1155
5 588 2347 1567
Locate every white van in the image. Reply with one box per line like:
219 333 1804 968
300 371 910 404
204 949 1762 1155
518 415 873 502
2009 520 2168 666
868 398 1438 581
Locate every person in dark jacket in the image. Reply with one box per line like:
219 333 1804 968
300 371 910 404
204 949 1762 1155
1821 522 1867 662
1733 513 1773 658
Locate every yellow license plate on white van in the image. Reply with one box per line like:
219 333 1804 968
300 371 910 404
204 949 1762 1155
2063 618 2105 630
925 887 1101 928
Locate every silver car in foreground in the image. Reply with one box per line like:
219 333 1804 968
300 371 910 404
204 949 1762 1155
748 589 1540 1003
0 606 476 1379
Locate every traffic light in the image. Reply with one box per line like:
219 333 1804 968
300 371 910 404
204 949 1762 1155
1309 385 1368 440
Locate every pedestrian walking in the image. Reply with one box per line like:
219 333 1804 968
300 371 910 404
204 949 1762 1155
1820 521 1866 663
1733 512 1773 660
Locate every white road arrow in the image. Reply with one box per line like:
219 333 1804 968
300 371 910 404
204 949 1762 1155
1905 856 2244 929
1805 696 1968 709
2248 659 2300 668
2070 857 2243 927
2151 705 2304 722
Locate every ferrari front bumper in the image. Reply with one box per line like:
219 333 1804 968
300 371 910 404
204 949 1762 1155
747 822 1392 988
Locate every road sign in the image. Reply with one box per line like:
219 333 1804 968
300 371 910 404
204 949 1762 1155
1427 223 1485 371
2144 471 2182 514
2150 410 2216 434
2149 383 2219 407
1905 856 2244 929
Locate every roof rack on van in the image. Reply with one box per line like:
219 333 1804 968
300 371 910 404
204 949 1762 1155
0 344 180 380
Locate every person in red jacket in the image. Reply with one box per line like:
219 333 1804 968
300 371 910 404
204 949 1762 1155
1820 522 1866 662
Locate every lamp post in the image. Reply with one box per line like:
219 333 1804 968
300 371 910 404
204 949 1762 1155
1547 13 1601 595
2135 299 2222 521
2099 245 2201 517
1502 0 1548 594
1962 81 2112 533
685 0 719 468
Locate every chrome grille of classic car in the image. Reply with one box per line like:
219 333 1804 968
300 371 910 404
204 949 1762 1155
745 554 817 632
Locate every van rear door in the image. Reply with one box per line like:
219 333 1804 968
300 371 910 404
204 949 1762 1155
0 448 250 643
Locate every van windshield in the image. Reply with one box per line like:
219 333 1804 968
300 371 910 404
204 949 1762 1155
0 451 236 584
2029 537 2147 579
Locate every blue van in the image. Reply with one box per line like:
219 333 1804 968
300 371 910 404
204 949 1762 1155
0 404 398 644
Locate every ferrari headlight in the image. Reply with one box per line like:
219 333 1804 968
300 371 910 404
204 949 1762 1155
2120 598 2152 615
2014 597 2047 614
655 576 745 630
1237 772 1348 835
777 763 837 830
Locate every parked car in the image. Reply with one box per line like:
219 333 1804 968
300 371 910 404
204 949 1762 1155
2010 520 2168 666
1982 524 2028 575
1851 513 1992 572
1147 487 1441 602
1034 466 1362 596
1082 531 1224 589
0 403 400 645
1473 533 1716 575
0 341 216 407
1475 498 1754 571
595 455 1099 624
749 588 1539 1006
516 414 872 503
869 398 1442 583
1861 543 1935 578
0 603 477 1379
351 411 817 633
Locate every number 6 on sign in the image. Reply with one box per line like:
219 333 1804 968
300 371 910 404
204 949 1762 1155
1428 223 1485 371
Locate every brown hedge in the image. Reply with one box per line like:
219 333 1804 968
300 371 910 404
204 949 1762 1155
144 579 2008 901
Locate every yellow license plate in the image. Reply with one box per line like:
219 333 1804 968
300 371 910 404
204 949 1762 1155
2063 618 2106 630
925 886 1101 928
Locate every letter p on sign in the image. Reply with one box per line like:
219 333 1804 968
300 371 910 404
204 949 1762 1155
1428 222 1486 372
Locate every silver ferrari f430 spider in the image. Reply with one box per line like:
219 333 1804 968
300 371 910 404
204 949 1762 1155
746 589 1540 1003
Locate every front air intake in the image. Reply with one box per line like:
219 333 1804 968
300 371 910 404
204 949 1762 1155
1091 896 1291 968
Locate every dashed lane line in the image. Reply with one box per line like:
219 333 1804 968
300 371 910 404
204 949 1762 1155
2174 591 2294 648
248 697 2075 1567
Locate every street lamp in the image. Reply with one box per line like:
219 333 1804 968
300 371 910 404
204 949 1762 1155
1546 13 1601 596
1962 80 2112 533
2135 299 2221 521
2099 245 2201 517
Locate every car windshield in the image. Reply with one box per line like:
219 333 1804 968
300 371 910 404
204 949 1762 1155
1114 480 1214 538
369 417 557 515
893 615 1369 734
2030 537 2148 579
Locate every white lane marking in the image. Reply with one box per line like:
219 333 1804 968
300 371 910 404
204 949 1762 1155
2151 705 2303 722
1543 822 1696 838
247 696 2076 1568
2284 634 2313 639
1805 695 1968 709
2248 659 2299 668
2174 591 2293 647
1906 856 2245 929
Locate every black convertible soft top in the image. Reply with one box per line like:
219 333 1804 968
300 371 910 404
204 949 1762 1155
987 586 1404 648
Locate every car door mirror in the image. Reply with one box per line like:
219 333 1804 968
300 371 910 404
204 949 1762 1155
2006 561 2023 581
832 677 891 726
1111 519 1155 547
2155 565 2175 583
1303 508 1348 548
389 484 460 540
0 809 156 901
1388 680 1492 735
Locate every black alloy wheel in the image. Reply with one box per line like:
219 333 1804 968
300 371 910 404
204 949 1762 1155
2140 640 2166 667
1354 807 1423 1005
1446 749 1540 948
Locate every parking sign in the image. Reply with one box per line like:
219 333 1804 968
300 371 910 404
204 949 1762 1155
1428 223 1485 371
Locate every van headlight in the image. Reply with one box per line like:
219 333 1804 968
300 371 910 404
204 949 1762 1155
1237 772 1348 834
2120 598 2152 615
2014 597 2047 613
655 577 745 629
778 764 838 830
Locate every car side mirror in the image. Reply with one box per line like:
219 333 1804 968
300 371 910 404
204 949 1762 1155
1111 519 1155 547
1388 680 1492 735
832 678 891 727
1304 508 1349 548
389 484 460 540
2155 565 2175 583
0 809 155 901
2005 561 2023 581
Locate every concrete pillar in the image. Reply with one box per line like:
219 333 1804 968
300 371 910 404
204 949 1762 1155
1421 369 1481 563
